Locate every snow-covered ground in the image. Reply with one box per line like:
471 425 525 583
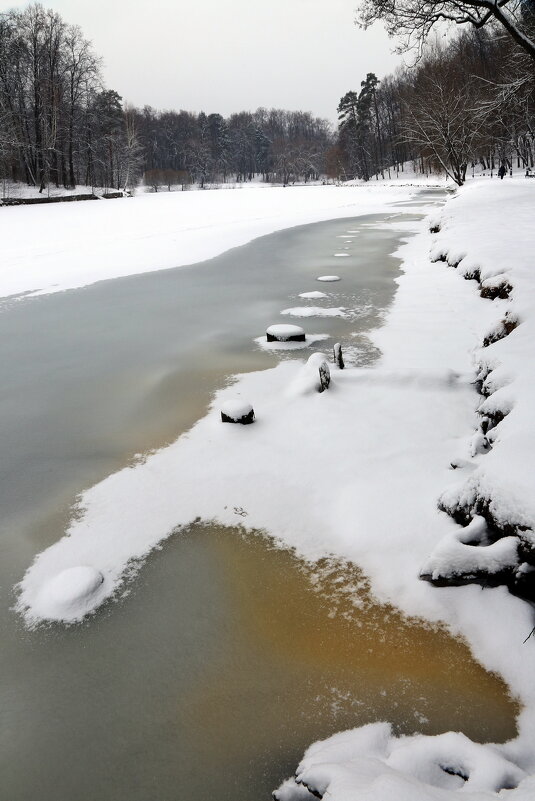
11 178 535 798
0 182 423 300
274 178 535 800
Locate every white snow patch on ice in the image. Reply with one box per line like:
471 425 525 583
317 275 341 282
280 307 347 318
298 291 329 299
33 566 105 622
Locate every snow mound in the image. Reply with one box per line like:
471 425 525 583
274 722 528 801
280 306 347 318
333 253 350 257
298 291 329 299
33 566 105 622
287 353 331 396
317 275 341 282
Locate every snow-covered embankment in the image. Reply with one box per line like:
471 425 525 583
275 179 535 800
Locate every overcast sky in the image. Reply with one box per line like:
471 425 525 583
4 0 403 123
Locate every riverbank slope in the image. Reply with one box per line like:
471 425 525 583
276 178 535 799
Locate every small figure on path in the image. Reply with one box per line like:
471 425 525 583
498 165 507 180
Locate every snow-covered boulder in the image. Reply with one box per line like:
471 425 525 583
420 515 519 586
274 722 528 801
316 275 341 282
266 324 306 342
220 399 255 424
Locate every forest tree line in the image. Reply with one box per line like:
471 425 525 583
0 3 332 192
337 3 535 184
1 2 534 193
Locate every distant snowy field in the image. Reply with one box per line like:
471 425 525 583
0 182 428 300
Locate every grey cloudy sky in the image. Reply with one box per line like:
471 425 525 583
4 0 403 123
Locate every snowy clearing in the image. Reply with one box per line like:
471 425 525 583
0 183 421 300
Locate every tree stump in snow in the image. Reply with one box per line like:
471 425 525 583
266 324 306 342
288 353 331 395
333 343 344 369
220 400 255 424
318 361 330 392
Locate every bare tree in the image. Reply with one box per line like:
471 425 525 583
357 0 535 62
400 48 488 184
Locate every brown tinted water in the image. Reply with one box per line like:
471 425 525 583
0 196 518 801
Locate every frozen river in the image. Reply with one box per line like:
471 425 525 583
0 191 517 800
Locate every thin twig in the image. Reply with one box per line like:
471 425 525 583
523 626 535 644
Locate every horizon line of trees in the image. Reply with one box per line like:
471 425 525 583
0 3 336 194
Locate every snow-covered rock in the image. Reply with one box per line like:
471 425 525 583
420 515 519 585
274 723 528 801
266 324 306 342
220 399 255 424
316 275 341 282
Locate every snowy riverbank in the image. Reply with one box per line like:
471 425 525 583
274 179 535 800
13 180 535 797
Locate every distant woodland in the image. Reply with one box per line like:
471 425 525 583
0 2 534 192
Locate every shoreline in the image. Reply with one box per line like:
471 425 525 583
0 182 434 300
277 180 535 799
